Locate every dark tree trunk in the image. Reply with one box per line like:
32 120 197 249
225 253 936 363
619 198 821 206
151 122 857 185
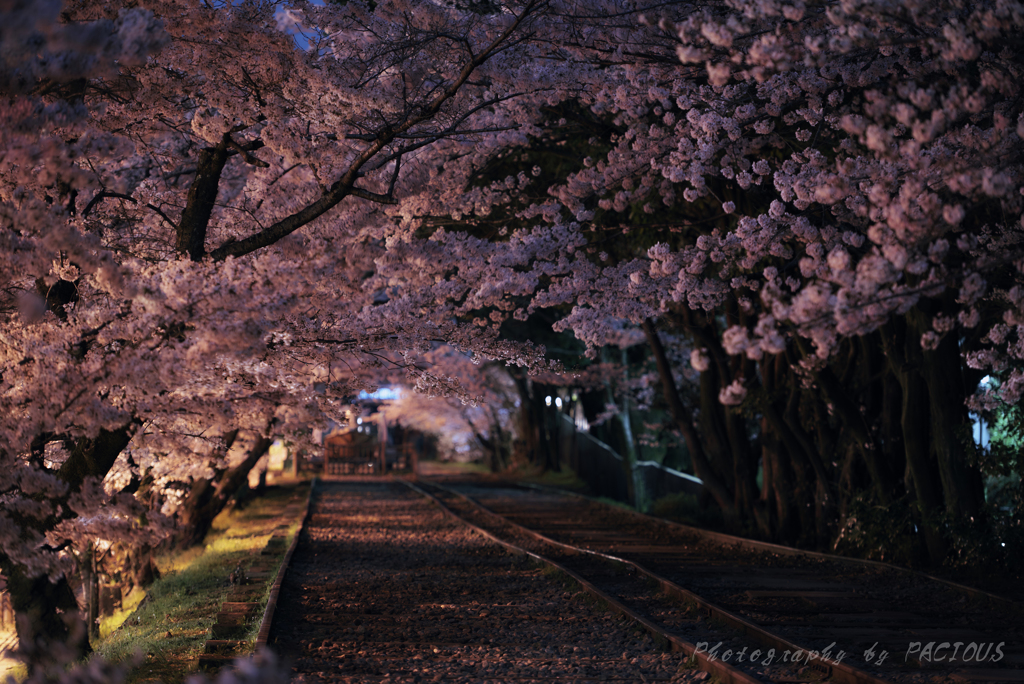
803 353 894 508
908 308 985 519
759 418 803 544
83 544 99 640
127 543 160 588
755 359 782 540
173 431 273 549
511 372 558 471
671 307 760 528
754 416 778 539
881 318 948 564
761 382 828 546
643 319 736 518
176 138 231 261
879 360 907 497
1 562 88 665
512 371 538 466
2 419 140 663
464 410 500 472
488 406 509 472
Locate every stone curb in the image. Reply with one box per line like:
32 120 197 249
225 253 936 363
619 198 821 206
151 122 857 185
256 477 316 648
197 479 316 669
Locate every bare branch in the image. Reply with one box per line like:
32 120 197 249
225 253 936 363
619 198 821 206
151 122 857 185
82 191 137 217
349 186 399 205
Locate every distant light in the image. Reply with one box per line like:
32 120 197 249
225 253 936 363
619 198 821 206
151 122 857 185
358 387 403 400
357 417 363 425
571 393 578 401
555 397 563 408
1002 542 1006 547
545 396 552 406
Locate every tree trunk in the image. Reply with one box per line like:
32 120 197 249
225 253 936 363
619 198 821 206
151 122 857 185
464 409 500 471
881 320 947 564
799 346 894 508
754 417 778 539
1 562 88 666
84 544 99 640
127 543 160 588
488 406 508 472
173 430 274 549
761 395 823 545
601 347 637 506
1 419 140 662
908 308 985 519
642 319 735 517
686 313 759 527
512 371 541 466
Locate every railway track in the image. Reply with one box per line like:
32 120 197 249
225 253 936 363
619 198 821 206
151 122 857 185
413 478 1024 684
270 480 705 683
267 477 1022 683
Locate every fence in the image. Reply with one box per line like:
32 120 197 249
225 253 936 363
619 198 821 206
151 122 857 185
324 441 381 475
558 414 704 507
560 414 631 502
634 460 705 502
322 437 417 476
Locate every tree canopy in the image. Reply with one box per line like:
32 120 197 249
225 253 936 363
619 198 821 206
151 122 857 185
2 0 1023 662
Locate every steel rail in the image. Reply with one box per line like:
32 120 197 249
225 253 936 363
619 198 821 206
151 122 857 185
516 481 1015 607
402 480 765 684
425 480 896 684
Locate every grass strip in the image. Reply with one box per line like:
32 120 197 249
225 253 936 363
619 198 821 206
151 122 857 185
95 481 310 684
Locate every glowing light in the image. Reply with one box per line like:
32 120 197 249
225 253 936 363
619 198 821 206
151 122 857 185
545 396 552 406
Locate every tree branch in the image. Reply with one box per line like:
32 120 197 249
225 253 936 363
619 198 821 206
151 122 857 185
349 186 399 205
209 0 544 261
82 191 137 217
176 135 231 261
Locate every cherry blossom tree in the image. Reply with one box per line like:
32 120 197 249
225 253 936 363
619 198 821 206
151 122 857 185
5 0 1024 663
402 346 521 470
0 0 557 658
548 0 1024 561
399 0 1024 563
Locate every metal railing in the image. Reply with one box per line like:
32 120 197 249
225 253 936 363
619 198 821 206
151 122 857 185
558 413 704 505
